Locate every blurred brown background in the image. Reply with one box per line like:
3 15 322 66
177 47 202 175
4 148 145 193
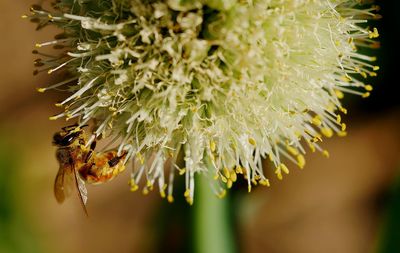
0 1 399 253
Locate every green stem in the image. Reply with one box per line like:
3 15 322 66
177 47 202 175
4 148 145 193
194 175 236 253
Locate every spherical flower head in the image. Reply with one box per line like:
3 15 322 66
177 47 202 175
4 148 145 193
27 0 379 204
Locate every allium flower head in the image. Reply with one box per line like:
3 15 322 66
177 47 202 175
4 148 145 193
26 0 379 204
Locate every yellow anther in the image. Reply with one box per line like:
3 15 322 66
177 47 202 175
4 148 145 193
280 164 289 174
213 173 219 180
251 179 258 185
347 37 353 44
36 87 46 93
365 85 373 91
184 189 190 198
368 27 379 39
321 127 333 138
268 154 274 161
55 103 63 107
223 168 230 179
362 92 370 98
167 195 174 203
137 153 145 164
146 180 152 187
218 190 227 199
186 197 193 205
210 140 216 152
297 154 306 169
21 15 28 19
360 72 368 78
341 123 346 131
49 116 58 120
286 145 299 156
129 179 139 192
248 184 252 193
327 103 336 112
336 114 341 124
308 142 316 153
334 90 344 99
142 188 149 195
248 137 256 146
312 115 322 126
109 107 117 112
369 72 377 77
230 171 237 182
322 150 330 158
130 184 139 192
339 107 348 114
338 131 347 137
373 66 380 71
342 75 352 82
235 166 243 174
160 189 166 198
275 170 283 180
35 43 42 48
221 175 228 183
48 69 54 74
227 180 233 189
259 179 270 187
178 168 186 175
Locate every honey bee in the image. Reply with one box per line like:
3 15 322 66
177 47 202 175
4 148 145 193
53 124 127 215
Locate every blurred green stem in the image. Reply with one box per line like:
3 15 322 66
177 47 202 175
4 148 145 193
194 175 236 253
377 168 400 253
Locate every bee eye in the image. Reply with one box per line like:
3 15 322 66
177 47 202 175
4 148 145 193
53 132 80 146
53 133 63 145
61 133 80 146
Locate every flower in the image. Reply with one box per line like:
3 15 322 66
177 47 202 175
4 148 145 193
26 0 379 204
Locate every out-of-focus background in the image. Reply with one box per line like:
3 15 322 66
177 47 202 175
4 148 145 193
0 1 399 253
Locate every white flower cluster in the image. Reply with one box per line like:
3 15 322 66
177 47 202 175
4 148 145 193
27 0 379 204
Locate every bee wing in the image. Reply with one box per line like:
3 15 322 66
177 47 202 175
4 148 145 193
73 168 88 216
54 166 74 203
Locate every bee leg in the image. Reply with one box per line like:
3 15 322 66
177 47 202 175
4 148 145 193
83 140 97 163
90 140 97 150
107 152 127 168
78 162 95 181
